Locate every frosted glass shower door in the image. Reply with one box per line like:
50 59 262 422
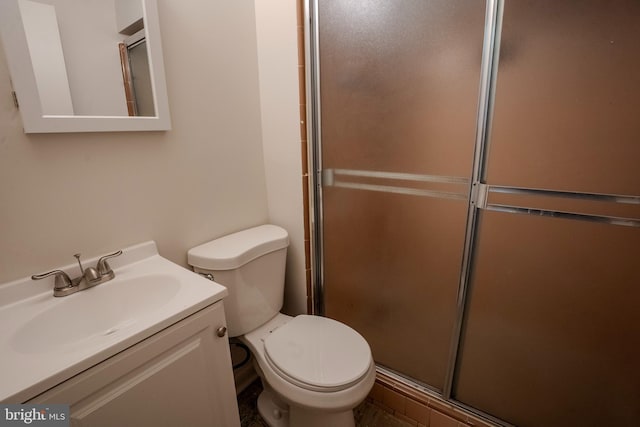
452 1 640 425
316 0 487 390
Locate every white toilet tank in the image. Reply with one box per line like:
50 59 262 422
187 225 289 337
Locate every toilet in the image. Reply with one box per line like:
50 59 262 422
188 224 376 427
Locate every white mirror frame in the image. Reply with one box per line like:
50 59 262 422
0 0 171 133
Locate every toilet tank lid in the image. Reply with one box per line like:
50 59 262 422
188 225 289 270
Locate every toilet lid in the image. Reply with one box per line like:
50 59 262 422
264 315 372 392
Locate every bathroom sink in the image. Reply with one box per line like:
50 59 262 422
12 274 180 353
0 241 228 403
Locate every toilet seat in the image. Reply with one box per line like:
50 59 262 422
263 315 372 392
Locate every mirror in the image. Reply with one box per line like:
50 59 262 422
0 0 171 133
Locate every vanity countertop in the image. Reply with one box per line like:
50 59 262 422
0 241 227 403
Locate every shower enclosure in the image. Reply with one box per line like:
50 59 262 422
306 1 640 426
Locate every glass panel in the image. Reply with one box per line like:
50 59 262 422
323 188 468 389
318 0 487 390
319 0 486 177
487 0 640 195
454 211 640 426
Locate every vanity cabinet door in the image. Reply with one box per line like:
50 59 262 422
29 302 240 427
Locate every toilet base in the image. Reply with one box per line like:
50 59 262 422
290 406 355 427
257 380 355 427
257 385 289 427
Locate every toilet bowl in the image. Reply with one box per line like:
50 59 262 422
242 313 376 427
188 225 375 427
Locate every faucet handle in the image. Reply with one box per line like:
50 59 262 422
97 250 123 278
31 270 73 290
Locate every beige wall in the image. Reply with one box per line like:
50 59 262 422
0 1 270 283
255 0 306 315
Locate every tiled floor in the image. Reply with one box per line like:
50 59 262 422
354 402 415 427
237 380 413 427
237 380 268 427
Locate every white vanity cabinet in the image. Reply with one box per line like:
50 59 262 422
29 301 240 427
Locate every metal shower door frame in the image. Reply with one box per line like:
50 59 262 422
304 0 640 423
305 0 501 400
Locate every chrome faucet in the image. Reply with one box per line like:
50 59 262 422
31 250 122 297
